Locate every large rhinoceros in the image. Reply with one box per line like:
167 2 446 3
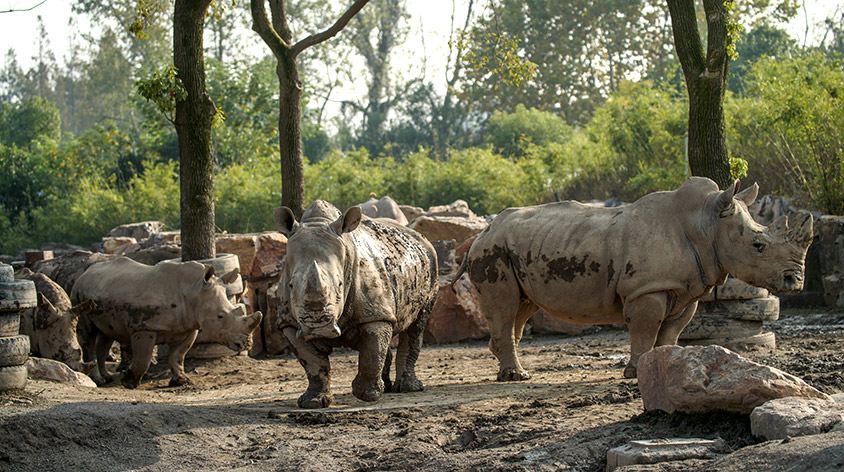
72 257 262 388
457 177 813 380
274 200 438 408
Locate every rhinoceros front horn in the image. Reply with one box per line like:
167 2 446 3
716 179 741 218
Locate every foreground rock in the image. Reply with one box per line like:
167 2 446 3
638 345 828 414
26 357 96 387
425 276 488 344
708 431 844 471
750 396 844 440
606 438 725 471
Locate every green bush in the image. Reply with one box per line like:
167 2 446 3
484 104 572 157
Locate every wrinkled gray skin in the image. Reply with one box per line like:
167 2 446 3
72 257 262 388
459 178 814 381
15 269 84 370
274 200 438 408
359 196 409 225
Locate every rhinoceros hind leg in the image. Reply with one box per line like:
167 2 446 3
488 300 534 382
283 327 334 409
655 301 698 347
121 331 156 389
167 330 198 387
393 301 430 393
352 321 392 402
623 292 668 379
94 332 114 385
381 348 393 393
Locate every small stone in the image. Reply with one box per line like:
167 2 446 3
638 345 828 414
606 438 725 471
750 396 844 440
26 357 96 388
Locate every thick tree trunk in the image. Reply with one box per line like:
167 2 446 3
667 0 733 189
277 52 305 219
174 0 216 261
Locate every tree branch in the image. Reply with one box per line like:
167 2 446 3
666 0 706 79
267 0 293 43
702 0 727 75
250 0 290 58
0 0 47 14
291 0 371 56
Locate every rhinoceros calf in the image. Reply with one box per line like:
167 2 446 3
72 257 262 388
459 177 813 380
15 269 84 370
274 200 438 408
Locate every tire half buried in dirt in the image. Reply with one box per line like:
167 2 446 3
0 365 27 390
0 335 30 367
681 331 776 352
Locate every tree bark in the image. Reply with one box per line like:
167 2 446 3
174 0 216 261
667 0 732 189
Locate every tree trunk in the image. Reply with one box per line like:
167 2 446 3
174 0 216 261
277 51 305 219
667 0 733 189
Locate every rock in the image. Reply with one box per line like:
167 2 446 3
680 331 776 353
114 242 141 256
427 200 477 218
409 215 487 245
215 233 259 275
530 309 591 335
107 221 164 241
125 244 181 265
637 345 828 414
432 239 456 275
606 438 726 471
708 431 844 471
102 237 137 255
679 315 763 340
750 396 844 440
424 276 488 344
26 357 96 387
248 232 288 279
399 205 424 223
822 274 844 308
24 250 53 267
141 231 181 248
695 296 780 321
816 215 844 276
699 277 770 302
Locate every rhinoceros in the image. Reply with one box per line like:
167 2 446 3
72 257 262 388
15 269 84 370
457 178 813 380
274 200 438 408
359 195 409 225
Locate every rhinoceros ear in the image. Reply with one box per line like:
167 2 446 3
716 179 740 217
788 211 814 246
735 182 759 206
37 293 62 326
770 214 789 236
274 207 299 237
331 206 362 235
69 299 97 318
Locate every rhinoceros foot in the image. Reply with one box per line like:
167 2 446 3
392 374 423 393
298 390 334 409
352 376 384 402
497 368 531 382
623 365 637 379
168 375 192 387
120 374 140 389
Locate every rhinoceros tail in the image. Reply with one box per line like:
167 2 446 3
450 254 469 292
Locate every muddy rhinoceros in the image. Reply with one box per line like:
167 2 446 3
71 257 262 388
273 200 438 408
457 177 813 380
15 269 84 370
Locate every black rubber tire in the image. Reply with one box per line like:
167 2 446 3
0 365 27 390
0 335 30 367
0 313 20 337
0 279 37 310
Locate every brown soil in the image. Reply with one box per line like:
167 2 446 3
1 308 842 472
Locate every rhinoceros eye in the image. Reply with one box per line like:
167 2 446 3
338 281 343 287
753 241 767 253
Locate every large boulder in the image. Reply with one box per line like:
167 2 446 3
215 233 259 275
638 345 828 414
248 232 288 279
399 205 424 224
424 276 488 344
107 221 164 241
409 215 487 245
750 396 844 440
26 357 96 388
102 237 137 255
427 200 477 218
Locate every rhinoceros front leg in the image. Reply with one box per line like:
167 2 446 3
121 331 156 389
353 321 392 402
167 330 198 387
393 302 431 393
655 301 698 347
283 327 334 409
623 292 668 379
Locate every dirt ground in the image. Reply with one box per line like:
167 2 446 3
1 308 843 472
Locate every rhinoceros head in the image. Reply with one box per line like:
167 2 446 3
275 202 362 341
188 264 262 352
35 293 84 371
712 181 814 292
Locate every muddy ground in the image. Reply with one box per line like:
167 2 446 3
1 308 843 472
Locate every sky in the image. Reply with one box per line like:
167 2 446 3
0 0 841 104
